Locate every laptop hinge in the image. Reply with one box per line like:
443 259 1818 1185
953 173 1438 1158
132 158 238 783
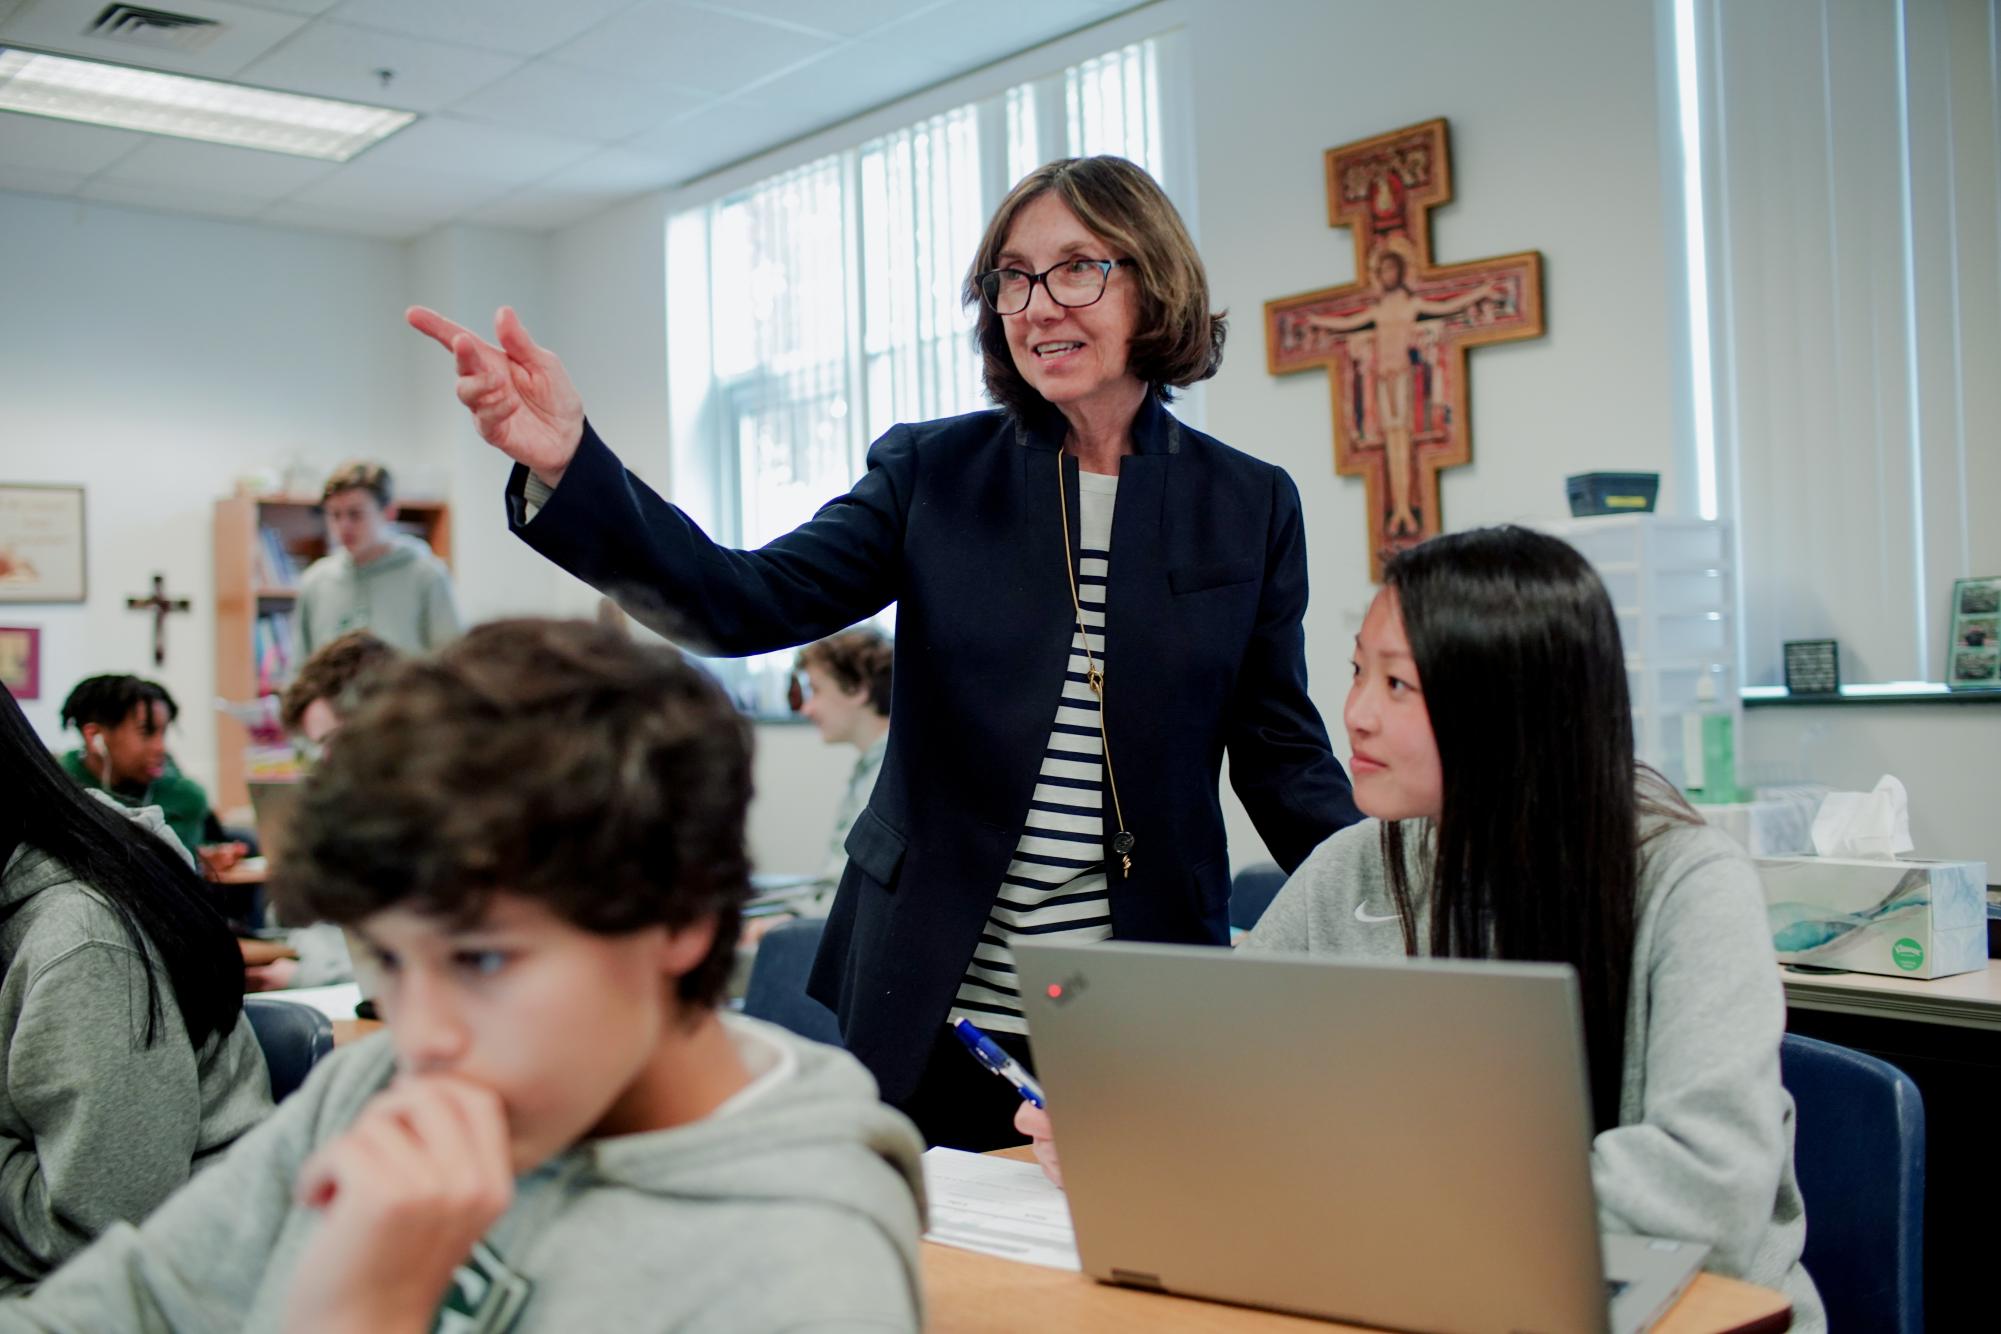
1109 1268 1165 1291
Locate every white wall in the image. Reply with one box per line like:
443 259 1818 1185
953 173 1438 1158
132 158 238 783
7 0 1988 878
0 191 429 796
1181 0 1684 867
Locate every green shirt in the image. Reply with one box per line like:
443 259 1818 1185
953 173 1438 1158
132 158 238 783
56 751 210 857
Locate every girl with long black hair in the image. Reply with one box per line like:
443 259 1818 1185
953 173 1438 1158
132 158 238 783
0 684 270 1291
1020 526 1824 1329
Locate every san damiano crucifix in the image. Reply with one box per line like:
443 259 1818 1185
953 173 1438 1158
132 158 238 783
1265 118 1546 581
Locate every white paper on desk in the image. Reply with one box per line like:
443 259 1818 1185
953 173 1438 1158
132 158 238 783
263 982 362 1021
921 1147 1081 1272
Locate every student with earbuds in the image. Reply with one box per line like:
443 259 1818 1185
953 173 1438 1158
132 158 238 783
56 676 243 875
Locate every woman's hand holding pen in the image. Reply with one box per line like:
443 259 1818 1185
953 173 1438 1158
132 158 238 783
1015 1102 1063 1188
406 305 584 489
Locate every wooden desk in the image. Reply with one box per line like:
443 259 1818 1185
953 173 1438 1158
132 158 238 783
331 1018 382 1046
923 1150 1792 1334
1782 958 2001 1032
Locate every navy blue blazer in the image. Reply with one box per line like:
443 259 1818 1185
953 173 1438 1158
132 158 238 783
508 394 1361 1101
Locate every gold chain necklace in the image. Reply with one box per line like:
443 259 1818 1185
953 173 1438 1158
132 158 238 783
1058 456 1134 879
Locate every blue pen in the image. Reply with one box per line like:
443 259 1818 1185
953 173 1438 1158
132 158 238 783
949 1017 1046 1108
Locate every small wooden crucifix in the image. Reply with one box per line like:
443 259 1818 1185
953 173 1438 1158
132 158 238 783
1265 118 1545 580
126 573 191 668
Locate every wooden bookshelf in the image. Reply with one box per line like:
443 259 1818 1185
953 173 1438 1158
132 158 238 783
212 492 450 812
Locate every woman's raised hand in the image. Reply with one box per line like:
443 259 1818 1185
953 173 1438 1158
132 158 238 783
406 305 584 487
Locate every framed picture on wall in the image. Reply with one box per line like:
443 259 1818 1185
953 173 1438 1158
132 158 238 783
1947 576 2001 690
0 626 40 700
0 484 86 604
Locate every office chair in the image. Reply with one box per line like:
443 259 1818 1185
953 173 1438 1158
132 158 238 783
1780 1032 1926 1333
742 917 843 1046
244 996 337 1102
1229 863 1287 933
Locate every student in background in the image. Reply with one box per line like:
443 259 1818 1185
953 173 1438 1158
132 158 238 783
1 620 925 1332
1017 527 1824 1331
57 675 243 875
294 461 460 657
745 628 894 945
0 685 271 1293
242 630 399 993
278 629 397 755
796 629 892 897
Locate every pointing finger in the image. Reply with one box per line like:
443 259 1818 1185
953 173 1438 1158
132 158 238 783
406 305 487 356
493 306 544 367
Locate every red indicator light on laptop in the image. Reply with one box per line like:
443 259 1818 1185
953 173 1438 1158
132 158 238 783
1048 984 1063 998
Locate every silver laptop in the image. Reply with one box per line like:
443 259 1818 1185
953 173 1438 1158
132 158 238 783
1013 941 1707 1334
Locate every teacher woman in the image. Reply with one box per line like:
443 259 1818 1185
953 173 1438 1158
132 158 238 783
410 157 1362 1148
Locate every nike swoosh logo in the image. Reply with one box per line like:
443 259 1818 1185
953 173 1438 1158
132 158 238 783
1354 901 1400 923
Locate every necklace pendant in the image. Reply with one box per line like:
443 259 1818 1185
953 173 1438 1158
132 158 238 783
1088 668 1103 696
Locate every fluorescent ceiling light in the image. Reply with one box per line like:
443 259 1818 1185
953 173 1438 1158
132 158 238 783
0 47 414 162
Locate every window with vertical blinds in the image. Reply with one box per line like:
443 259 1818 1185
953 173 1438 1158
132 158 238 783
667 36 1180 711
1677 0 2000 687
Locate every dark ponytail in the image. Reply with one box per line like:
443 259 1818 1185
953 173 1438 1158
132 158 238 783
2 684 244 1049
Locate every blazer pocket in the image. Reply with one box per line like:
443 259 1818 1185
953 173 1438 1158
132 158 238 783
843 806 908 891
1169 557 1260 595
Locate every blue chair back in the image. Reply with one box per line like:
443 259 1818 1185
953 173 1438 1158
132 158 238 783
244 997 337 1101
742 918 843 1045
1229 863 1287 933
1780 1032 1925 1333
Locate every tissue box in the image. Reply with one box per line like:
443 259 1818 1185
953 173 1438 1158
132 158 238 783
1700 794 1821 856
1756 856 1989 978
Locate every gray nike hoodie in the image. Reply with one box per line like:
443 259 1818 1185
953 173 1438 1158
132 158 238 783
0 1014 926 1333
0 807 273 1294
294 531 461 657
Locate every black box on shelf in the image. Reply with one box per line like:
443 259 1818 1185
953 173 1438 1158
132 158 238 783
1565 472 1660 516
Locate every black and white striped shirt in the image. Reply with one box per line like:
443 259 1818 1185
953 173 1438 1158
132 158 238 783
950 471 1119 1035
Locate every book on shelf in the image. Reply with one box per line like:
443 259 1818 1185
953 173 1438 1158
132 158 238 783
253 610 295 694
257 526 300 587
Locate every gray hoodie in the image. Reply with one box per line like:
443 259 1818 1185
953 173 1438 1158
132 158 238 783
0 810 273 1294
1242 817 1826 1333
0 1014 926 1332
294 531 460 657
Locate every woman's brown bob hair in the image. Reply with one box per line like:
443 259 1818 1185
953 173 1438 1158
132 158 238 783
964 156 1225 425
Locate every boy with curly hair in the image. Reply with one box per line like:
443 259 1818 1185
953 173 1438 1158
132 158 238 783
4 619 925 1333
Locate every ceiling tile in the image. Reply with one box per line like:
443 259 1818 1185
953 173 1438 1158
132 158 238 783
326 0 637 59
94 136 337 197
681 0 942 40
0 0 308 79
742 47 902 120
78 175 271 219
0 111 144 173
355 113 595 186
537 144 677 195
286 153 516 216
234 20 522 112
228 1 342 15
475 185 622 234
261 195 441 239
447 61 709 143
551 0 834 94
870 0 1104 71
625 97 827 184
0 161 86 194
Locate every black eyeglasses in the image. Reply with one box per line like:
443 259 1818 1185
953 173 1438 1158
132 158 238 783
975 258 1134 316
